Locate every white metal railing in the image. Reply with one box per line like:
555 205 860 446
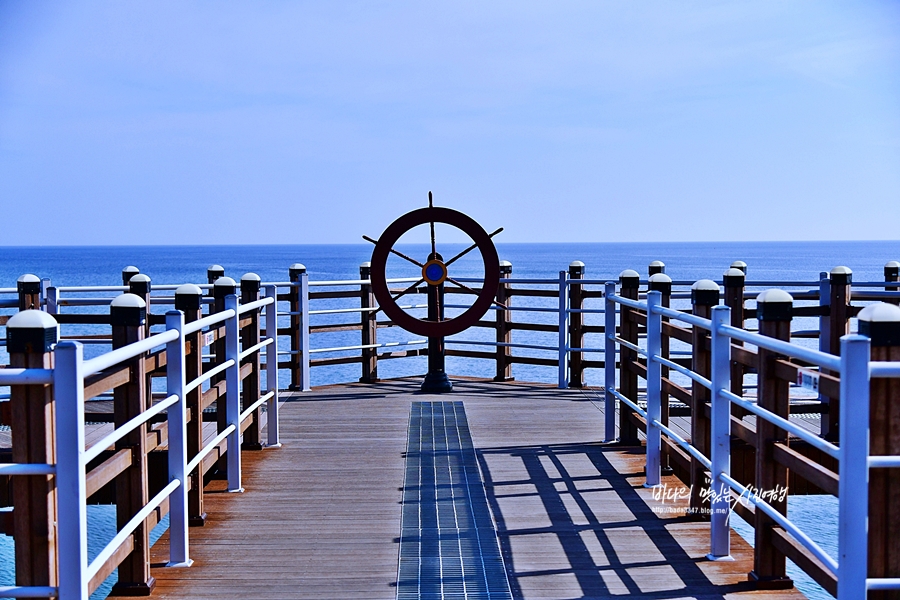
604 288 900 599
1 287 280 599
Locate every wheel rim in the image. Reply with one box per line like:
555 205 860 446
370 206 500 338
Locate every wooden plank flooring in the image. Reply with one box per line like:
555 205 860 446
121 379 807 600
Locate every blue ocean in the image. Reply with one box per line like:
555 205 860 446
1 240 898 599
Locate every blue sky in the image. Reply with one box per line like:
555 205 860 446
1 2 898 245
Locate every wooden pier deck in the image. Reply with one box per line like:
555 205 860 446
125 379 806 600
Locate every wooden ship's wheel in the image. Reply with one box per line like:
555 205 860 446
365 192 503 392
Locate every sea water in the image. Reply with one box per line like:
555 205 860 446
1 240 897 598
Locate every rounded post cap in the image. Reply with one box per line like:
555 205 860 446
499 260 512 267
649 260 665 268
110 293 147 326
7 309 58 330
499 260 513 274
214 276 237 299
756 289 793 321
129 274 151 284
730 260 748 274
569 260 585 268
830 265 852 276
17 273 42 294
692 279 719 291
829 265 852 285
289 263 306 272
111 293 147 309
207 264 225 273
886 260 900 269
723 267 746 287
176 283 203 296
241 272 261 282
122 265 140 274
691 279 720 306
359 262 371 270
175 284 203 311
569 260 585 277
128 273 151 294
648 272 672 294
858 302 900 346
6 310 59 353
619 269 640 288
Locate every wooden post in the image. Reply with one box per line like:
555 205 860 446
649 273 673 473
6 311 59 589
17 274 41 311
858 303 900 600
240 273 263 450
121 266 140 286
825 266 852 441
724 268 746 417
128 274 152 339
648 260 665 276
885 260 899 306
618 269 641 446
213 277 237 476
174 284 206 526
207 264 225 286
749 289 793 589
359 262 378 383
568 261 585 388
689 279 719 517
494 260 514 382
288 264 306 390
109 294 155 595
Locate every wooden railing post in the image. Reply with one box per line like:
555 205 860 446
824 266 852 441
240 273 263 450
724 268 746 417
648 260 665 276
213 277 237 475
749 289 793 589
17 273 41 311
121 266 140 286
109 293 155 595
174 284 206 526
359 262 378 383
858 303 900 600
689 279 719 517
6 310 59 590
649 273 673 473
494 260 513 382
568 261 585 388
885 260 899 306
618 269 641 445
207 264 225 286
128 274 152 340
288 264 306 390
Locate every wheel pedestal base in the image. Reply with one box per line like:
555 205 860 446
421 370 452 393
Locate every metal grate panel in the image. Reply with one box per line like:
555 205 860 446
397 401 512 600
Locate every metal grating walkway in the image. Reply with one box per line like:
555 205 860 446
397 401 513 600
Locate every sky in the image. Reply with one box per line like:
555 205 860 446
0 1 898 246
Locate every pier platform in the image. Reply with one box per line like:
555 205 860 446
131 379 806 600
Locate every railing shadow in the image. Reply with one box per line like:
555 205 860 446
476 442 759 600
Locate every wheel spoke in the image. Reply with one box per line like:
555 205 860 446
444 227 503 267
445 277 508 310
428 191 437 258
373 277 425 316
363 235 424 268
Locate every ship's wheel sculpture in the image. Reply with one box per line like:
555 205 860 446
364 192 503 392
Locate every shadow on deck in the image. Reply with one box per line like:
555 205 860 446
131 378 805 600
